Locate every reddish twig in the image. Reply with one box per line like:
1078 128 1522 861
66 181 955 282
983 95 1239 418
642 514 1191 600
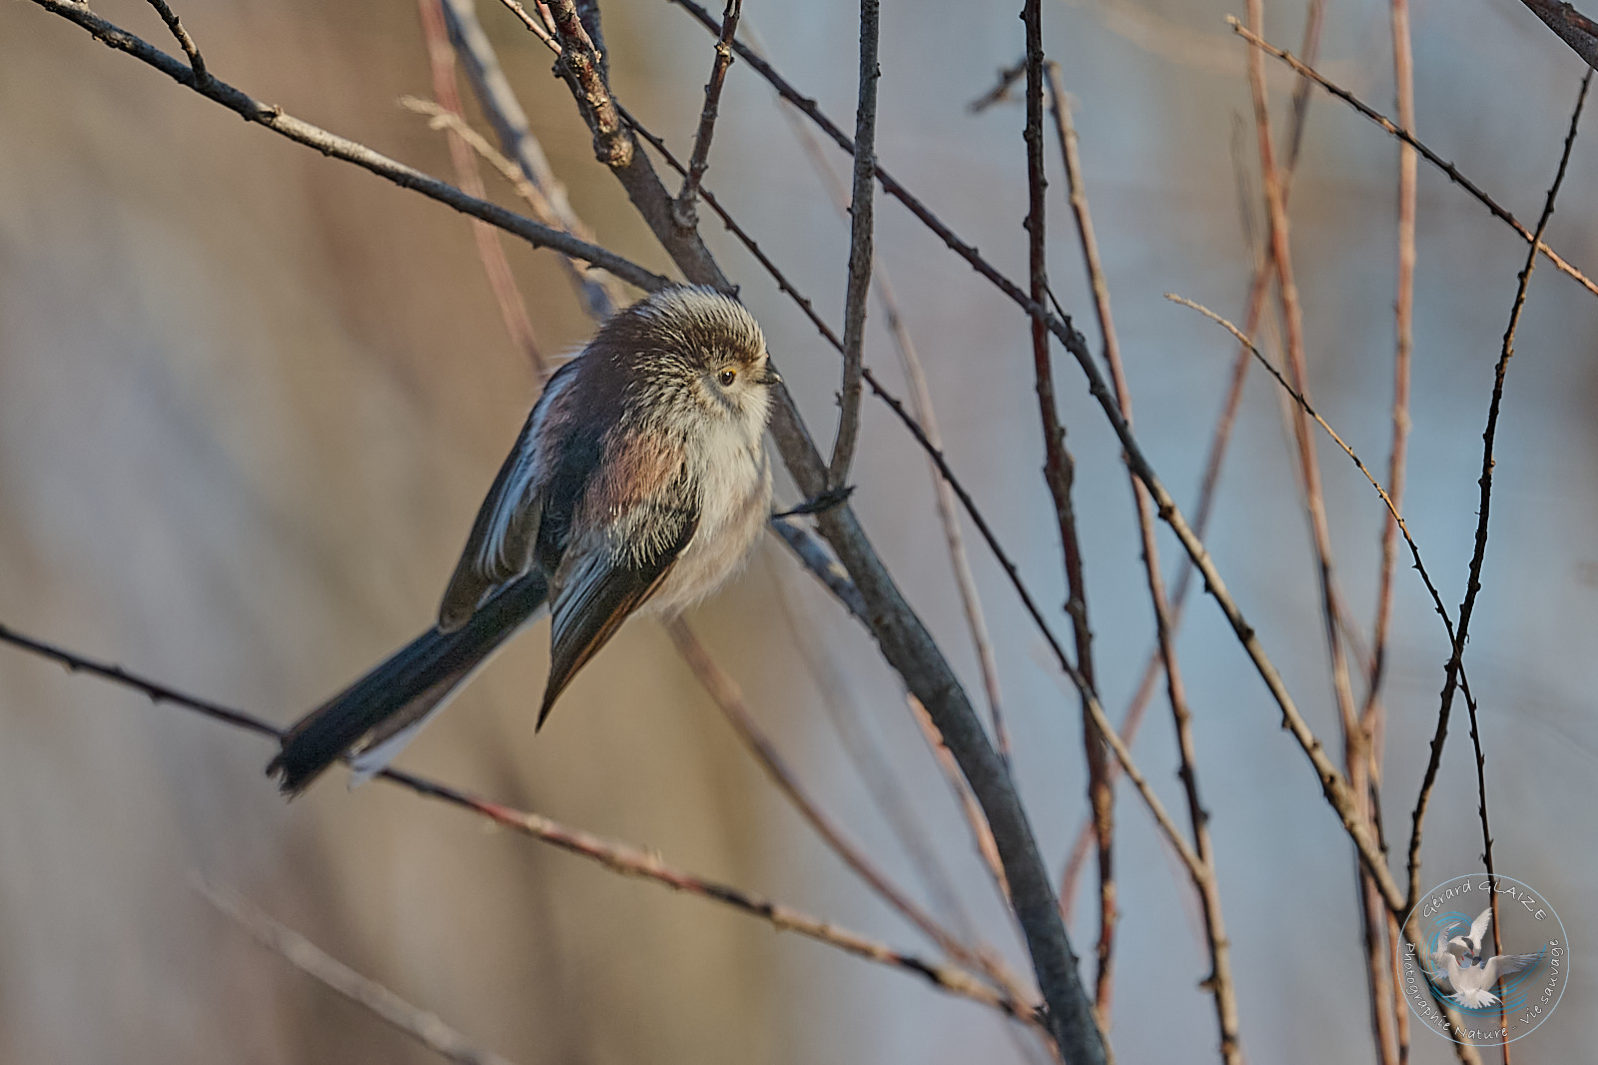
1045 65 1237 1060
1058 0 1327 917
665 618 1042 1017
417 0 547 373
1229 19 1598 302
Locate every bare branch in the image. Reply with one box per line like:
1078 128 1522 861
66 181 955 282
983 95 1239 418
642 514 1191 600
674 0 743 226
826 0 881 489
445 0 626 317
1407 70 1591 918
669 0 1396 928
25 0 666 292
1228 18 1598 301
143 0 206 84
1046 65 1237 1062
1020 10 1112 1025
1519 0 1598 70
1060 0 1327 920
0 622 1027 1019
768 40 1009 762
197 878 522 1065
665 619 1043 1021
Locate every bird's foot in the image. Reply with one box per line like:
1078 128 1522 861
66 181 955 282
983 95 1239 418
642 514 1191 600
773 485 855 520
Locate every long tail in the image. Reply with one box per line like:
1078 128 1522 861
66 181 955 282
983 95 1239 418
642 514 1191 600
268 574 548 795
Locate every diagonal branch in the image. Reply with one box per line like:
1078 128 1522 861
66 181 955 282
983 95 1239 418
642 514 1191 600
198 878 523 1065
0 622 1028 1020
24 0 667 292
668 0 1399 921
664 619 1042 1019
1519 0 1598 70
1229 19 1598 301
1406 69 1592 916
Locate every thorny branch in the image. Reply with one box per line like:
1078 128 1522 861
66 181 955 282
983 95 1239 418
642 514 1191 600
1520 0 1598 70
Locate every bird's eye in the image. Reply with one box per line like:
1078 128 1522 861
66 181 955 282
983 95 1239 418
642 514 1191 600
717 368 737 387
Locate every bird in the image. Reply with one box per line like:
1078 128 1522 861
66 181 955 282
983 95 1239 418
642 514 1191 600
1426 906 1542 1008
267 287 779 795
1446 906 1495 964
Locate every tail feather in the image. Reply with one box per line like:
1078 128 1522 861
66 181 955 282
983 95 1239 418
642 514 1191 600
268 574 548 795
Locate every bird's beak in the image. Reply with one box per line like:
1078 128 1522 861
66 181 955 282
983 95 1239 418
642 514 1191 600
760 364 783 386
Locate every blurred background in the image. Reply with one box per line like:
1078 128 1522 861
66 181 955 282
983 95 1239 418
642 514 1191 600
1 0 1596 1061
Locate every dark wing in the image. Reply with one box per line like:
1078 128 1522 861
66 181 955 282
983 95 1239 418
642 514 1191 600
538 488 698 728
438 362 581 630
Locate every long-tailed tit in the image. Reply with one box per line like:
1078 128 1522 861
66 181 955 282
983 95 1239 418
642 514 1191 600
268 287 778 794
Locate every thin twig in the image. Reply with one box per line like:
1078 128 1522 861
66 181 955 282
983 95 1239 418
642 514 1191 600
674 0 743 227
492 0 560 50
25 0 666 292
142 0 206 84
1244 0 1366 858
197 878 522 1065
1059 0 1327 917
665 619 1042 1020
671 0 1401 932
770 52 1009 764
1023 37 1114 1025
445 0 625 317
631 107 1030 765
1165 296 1460 655
0 622 1029 1020
1362 3 1420 1060
1228 19 1598 301
1244 10 1388 1061
1406 70 1592 919
417 0 547 373
540 20 1102 1055
906 694 1012 907
1046 66 1238 1063
826 0 881 489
